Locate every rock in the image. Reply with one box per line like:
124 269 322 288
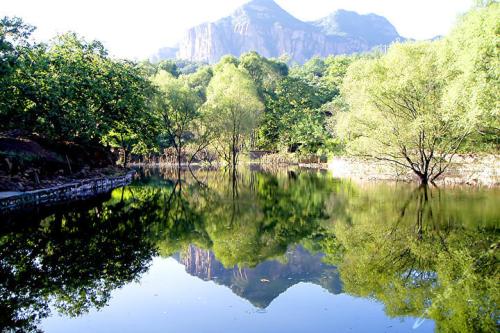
164 0 404 64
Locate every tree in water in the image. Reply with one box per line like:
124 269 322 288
337 42 474 185
204 63 263 169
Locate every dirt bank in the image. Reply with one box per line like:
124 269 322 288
0 132 119 191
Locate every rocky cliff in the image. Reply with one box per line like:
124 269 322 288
158 0 404 63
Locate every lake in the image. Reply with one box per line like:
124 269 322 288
1 166 498 333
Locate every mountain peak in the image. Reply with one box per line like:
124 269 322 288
313 9 402 47
234 0 305 28
245 0 279 6
167 4 403 64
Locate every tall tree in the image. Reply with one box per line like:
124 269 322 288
152 71 202 169
441 1 499 150
204 64 263 168
337 42 473 185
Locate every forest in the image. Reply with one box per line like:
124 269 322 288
0 1 498 185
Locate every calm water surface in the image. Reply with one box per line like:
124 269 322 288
1 167 498 333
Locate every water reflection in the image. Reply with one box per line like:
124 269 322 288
0 166 498 332
0 194 156 332
175 245 341 309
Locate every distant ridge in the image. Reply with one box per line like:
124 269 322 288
154 0 404 63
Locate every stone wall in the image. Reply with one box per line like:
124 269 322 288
328 155 500 186
0 171 135 212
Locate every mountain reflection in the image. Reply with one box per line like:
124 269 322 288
0 166 498 333
175 244 341 308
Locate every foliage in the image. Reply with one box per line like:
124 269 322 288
2 3 498 175
337 42 474 184
259 76 332 153
204 64 263 166
0 17 155 164
441 1 500 150
152 71 202 166
334 3 499 183
238 51 288 94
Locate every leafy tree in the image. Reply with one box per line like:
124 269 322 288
100 59 157 166
1 18 155 165
184 65 213 101
213 55 239 72
239 51 288 94
0 17 39 131
290 56 351 103
337 42 473 185
323 55 357 96
156 59 179 77
260 76 328 153
0 16 35 84
152 71 202 169
441 1 500 150
204 64 263 167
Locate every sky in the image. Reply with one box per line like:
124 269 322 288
1 0 474 60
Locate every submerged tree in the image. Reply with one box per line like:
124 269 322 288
204 64 263 168
337 42 474 185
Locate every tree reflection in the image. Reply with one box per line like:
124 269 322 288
150 166 337 267
319 184 499 332
0 168 498 333
0 194 158 332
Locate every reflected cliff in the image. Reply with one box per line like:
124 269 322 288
175 244 341 308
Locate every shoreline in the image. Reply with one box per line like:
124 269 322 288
0 171 135 212
2 154 497 213
328 155 500 187
132 157 500 187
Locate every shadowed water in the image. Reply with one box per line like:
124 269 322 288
0 167 498 333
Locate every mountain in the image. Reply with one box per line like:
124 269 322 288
175 244 342 308
155 0 404 64
150 46 179 63
312 9 402 49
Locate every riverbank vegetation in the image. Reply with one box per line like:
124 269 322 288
0 1 498 186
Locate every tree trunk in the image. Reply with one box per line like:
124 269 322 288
418 172 429 186
232 133 237 170
122 149 129 168
177 142 182 171
177 141 182 182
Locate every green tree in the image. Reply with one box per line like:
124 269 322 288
204 64 263 168
442 2 499 149
260 76 328 153
100 59 157 166
184 65 213 101
1 25 155 158
337 42 473 185
239 51 288 95
152 70 202 169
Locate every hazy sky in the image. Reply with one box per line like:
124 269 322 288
1 0 473 59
